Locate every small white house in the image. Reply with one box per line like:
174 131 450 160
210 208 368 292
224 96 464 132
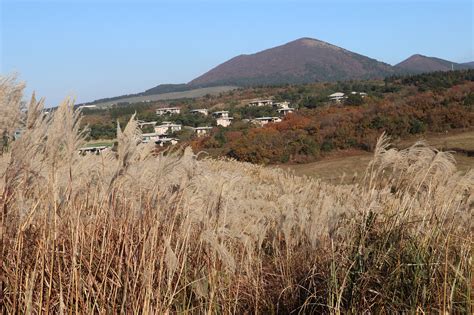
216 117 233 127
154 121 182 135
156 107 181 116
351 91 368 97
142 133 162 143
253 117 282 126
78 145 108 155
156 137 179 147
212 111 234 127
273 101 290 109
138 121 157 128
212 111 229 118
328 92 346 102
190 109 209 116
277 107 295 115
247 99 274 107
194 126 213 137
78 104 97 109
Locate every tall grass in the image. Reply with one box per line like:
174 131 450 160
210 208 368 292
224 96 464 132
1 76 472 313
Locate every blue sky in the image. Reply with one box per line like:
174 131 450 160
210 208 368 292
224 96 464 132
1 0 473 106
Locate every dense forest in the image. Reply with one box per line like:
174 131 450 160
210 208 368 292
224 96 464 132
80 70 474 164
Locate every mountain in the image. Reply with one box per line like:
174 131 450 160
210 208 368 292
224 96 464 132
395 54 472 74
83 38 472 105
461 61 474 68
188 37 394 87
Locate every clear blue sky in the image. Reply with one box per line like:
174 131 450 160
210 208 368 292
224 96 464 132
1 0 473 106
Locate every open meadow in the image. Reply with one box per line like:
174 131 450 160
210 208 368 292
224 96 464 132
1 77 472 313
278 131 474 183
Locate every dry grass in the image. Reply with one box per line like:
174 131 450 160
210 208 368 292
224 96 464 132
276 151 373 184
394 130 474 152
1 76 473 313
279 131 474 183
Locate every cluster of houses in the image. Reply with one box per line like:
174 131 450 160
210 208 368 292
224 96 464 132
328 91 368 102
142 98 296 145
140 108 219 146
79 98 296 153
78 91 372 154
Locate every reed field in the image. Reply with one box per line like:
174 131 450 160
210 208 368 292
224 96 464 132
1 76 473 313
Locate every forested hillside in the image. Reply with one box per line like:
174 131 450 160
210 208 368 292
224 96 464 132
81 70 474 164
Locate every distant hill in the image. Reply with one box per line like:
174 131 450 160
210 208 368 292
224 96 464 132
461 61 474 68
85 83 189 105
395 54 472 74
189 37 394 87
82 38 472 105
84 86 237 108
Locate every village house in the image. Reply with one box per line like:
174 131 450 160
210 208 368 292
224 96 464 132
156 137 179 147
273 101 295 115
212 111 234 127
141 133 161 143
194 126 213 137
190 108 209 116
78 145 108 155
154 121 182 135
328 92 346 102
253 116 282 126
277 107 295 115
155 107 181 116
351 91 368 97
138 121 157 128
273 101 290 109
247 99 274 107
142 133 179 144
78 104 97 110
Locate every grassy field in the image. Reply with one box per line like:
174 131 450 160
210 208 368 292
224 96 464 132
394 130 474 151
1 78 472 313
278 130 474 183
91 85 238 107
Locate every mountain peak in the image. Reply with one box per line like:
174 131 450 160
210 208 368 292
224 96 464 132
189 37 392 87
291 37 342 50
407 54 429 60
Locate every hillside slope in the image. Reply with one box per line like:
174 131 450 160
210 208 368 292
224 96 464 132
395 54 472 74
189 37 394 86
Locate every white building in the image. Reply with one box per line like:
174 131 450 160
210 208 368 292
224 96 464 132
138 121 157 128
216 117 233 127
78 104 97 109
351 91 368 97
212 111 230 118
142 133 162 143
273 101 290 109
328 92 346 102
253 117 282 126
78 145 108 155
247 99 274 107
194 126 213 137
154 121 182 135
212 111 234 127
156 137 179 147
277 108 295 115
142 133 179 145
190 109 209 116
156 107 181 116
